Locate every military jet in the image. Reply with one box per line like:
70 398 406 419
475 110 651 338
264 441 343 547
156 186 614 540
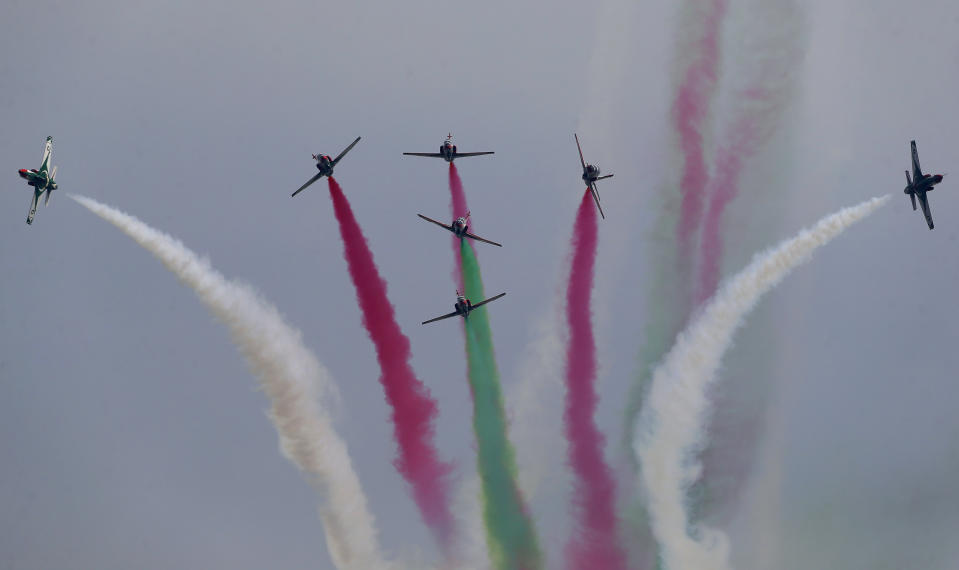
421 291 506 325
417 211 502 247
403 134 493 163
904 140 945 230
17 136 58 225
575 133 613 219
291 136 361 197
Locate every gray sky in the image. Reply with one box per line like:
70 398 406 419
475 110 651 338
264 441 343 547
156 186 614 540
2 0 958 569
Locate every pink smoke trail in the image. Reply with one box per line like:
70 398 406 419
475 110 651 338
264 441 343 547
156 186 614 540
674 0 729 275
327 177 457 556
563 190 627 570
448 163 468 291
696 111 761 306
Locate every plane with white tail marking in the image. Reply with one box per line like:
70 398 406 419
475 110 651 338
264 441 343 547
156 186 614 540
403 134 493 163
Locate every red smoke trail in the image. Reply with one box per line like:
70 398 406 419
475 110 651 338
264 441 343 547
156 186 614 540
674 0 729 280
563 190 627 570
448 163 468 290
327 177 456 554
696 112 760 305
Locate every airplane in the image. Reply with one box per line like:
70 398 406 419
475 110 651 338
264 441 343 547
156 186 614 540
904 139 945 230
17 136 58 225
291 136 361 197
403 133 494 163
421 291 506 325
575 133 613 219
417 211 503 247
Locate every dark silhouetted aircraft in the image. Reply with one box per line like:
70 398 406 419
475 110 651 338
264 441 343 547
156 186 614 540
292 136 361 197
904 140 944 230
421 291 506 325
403 134 493 163
417 211 502 247
575 133 612 219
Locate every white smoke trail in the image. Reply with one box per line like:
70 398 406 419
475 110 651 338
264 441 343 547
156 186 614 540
634 195 889 570
70 195 392 570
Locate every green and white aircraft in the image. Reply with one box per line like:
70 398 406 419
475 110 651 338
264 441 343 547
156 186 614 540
17 136 58 225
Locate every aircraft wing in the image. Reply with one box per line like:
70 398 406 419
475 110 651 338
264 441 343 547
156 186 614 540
574 133 586 169
422 310 461 325
911 140 923 179
292 172 324 197
40 136 53 174
917 191 934 229
417 214 454 233
465 232 503 247
403 152 445 158
26 190 40 225
470 292 506 310
588 183 606 219
332 136 361 166
453 151 494 158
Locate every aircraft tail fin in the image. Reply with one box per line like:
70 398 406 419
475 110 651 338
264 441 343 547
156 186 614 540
906 170 917 210
46 166 58 205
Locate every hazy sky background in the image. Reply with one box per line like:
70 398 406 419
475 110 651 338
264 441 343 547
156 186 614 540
2 0 958 569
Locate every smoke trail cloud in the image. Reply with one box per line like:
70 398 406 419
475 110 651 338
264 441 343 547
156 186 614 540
635 196 889 570
69 195 390 570
448 164 468 291
326 178 456 555
563 191 626 570
696 0 806 305
460 240 543 570
673 0 729 280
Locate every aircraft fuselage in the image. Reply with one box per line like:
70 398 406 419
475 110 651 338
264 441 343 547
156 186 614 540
314 155 334 177
440 142 457 162
583 164 602 183
18 168 55 189
451 216 469 236
454 296 473 317
905 173 943 195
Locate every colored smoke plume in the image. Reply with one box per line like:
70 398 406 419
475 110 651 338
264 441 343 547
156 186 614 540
634 196 889 570
562 191 627 569
460 240 543 570
70 194 390 570
449 163 468 290
326 178 457 556
674 0 730 282
696 1 806 305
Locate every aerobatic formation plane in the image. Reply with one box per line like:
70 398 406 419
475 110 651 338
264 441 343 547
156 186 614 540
904 140 945 230
291 136 361 197
417 211 502 247
574 133 612 220
421 291 507 325
17 136 58 225
403 134 494 163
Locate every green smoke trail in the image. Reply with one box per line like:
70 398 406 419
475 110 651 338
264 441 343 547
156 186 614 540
459 240 543 570
622 199 683 570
